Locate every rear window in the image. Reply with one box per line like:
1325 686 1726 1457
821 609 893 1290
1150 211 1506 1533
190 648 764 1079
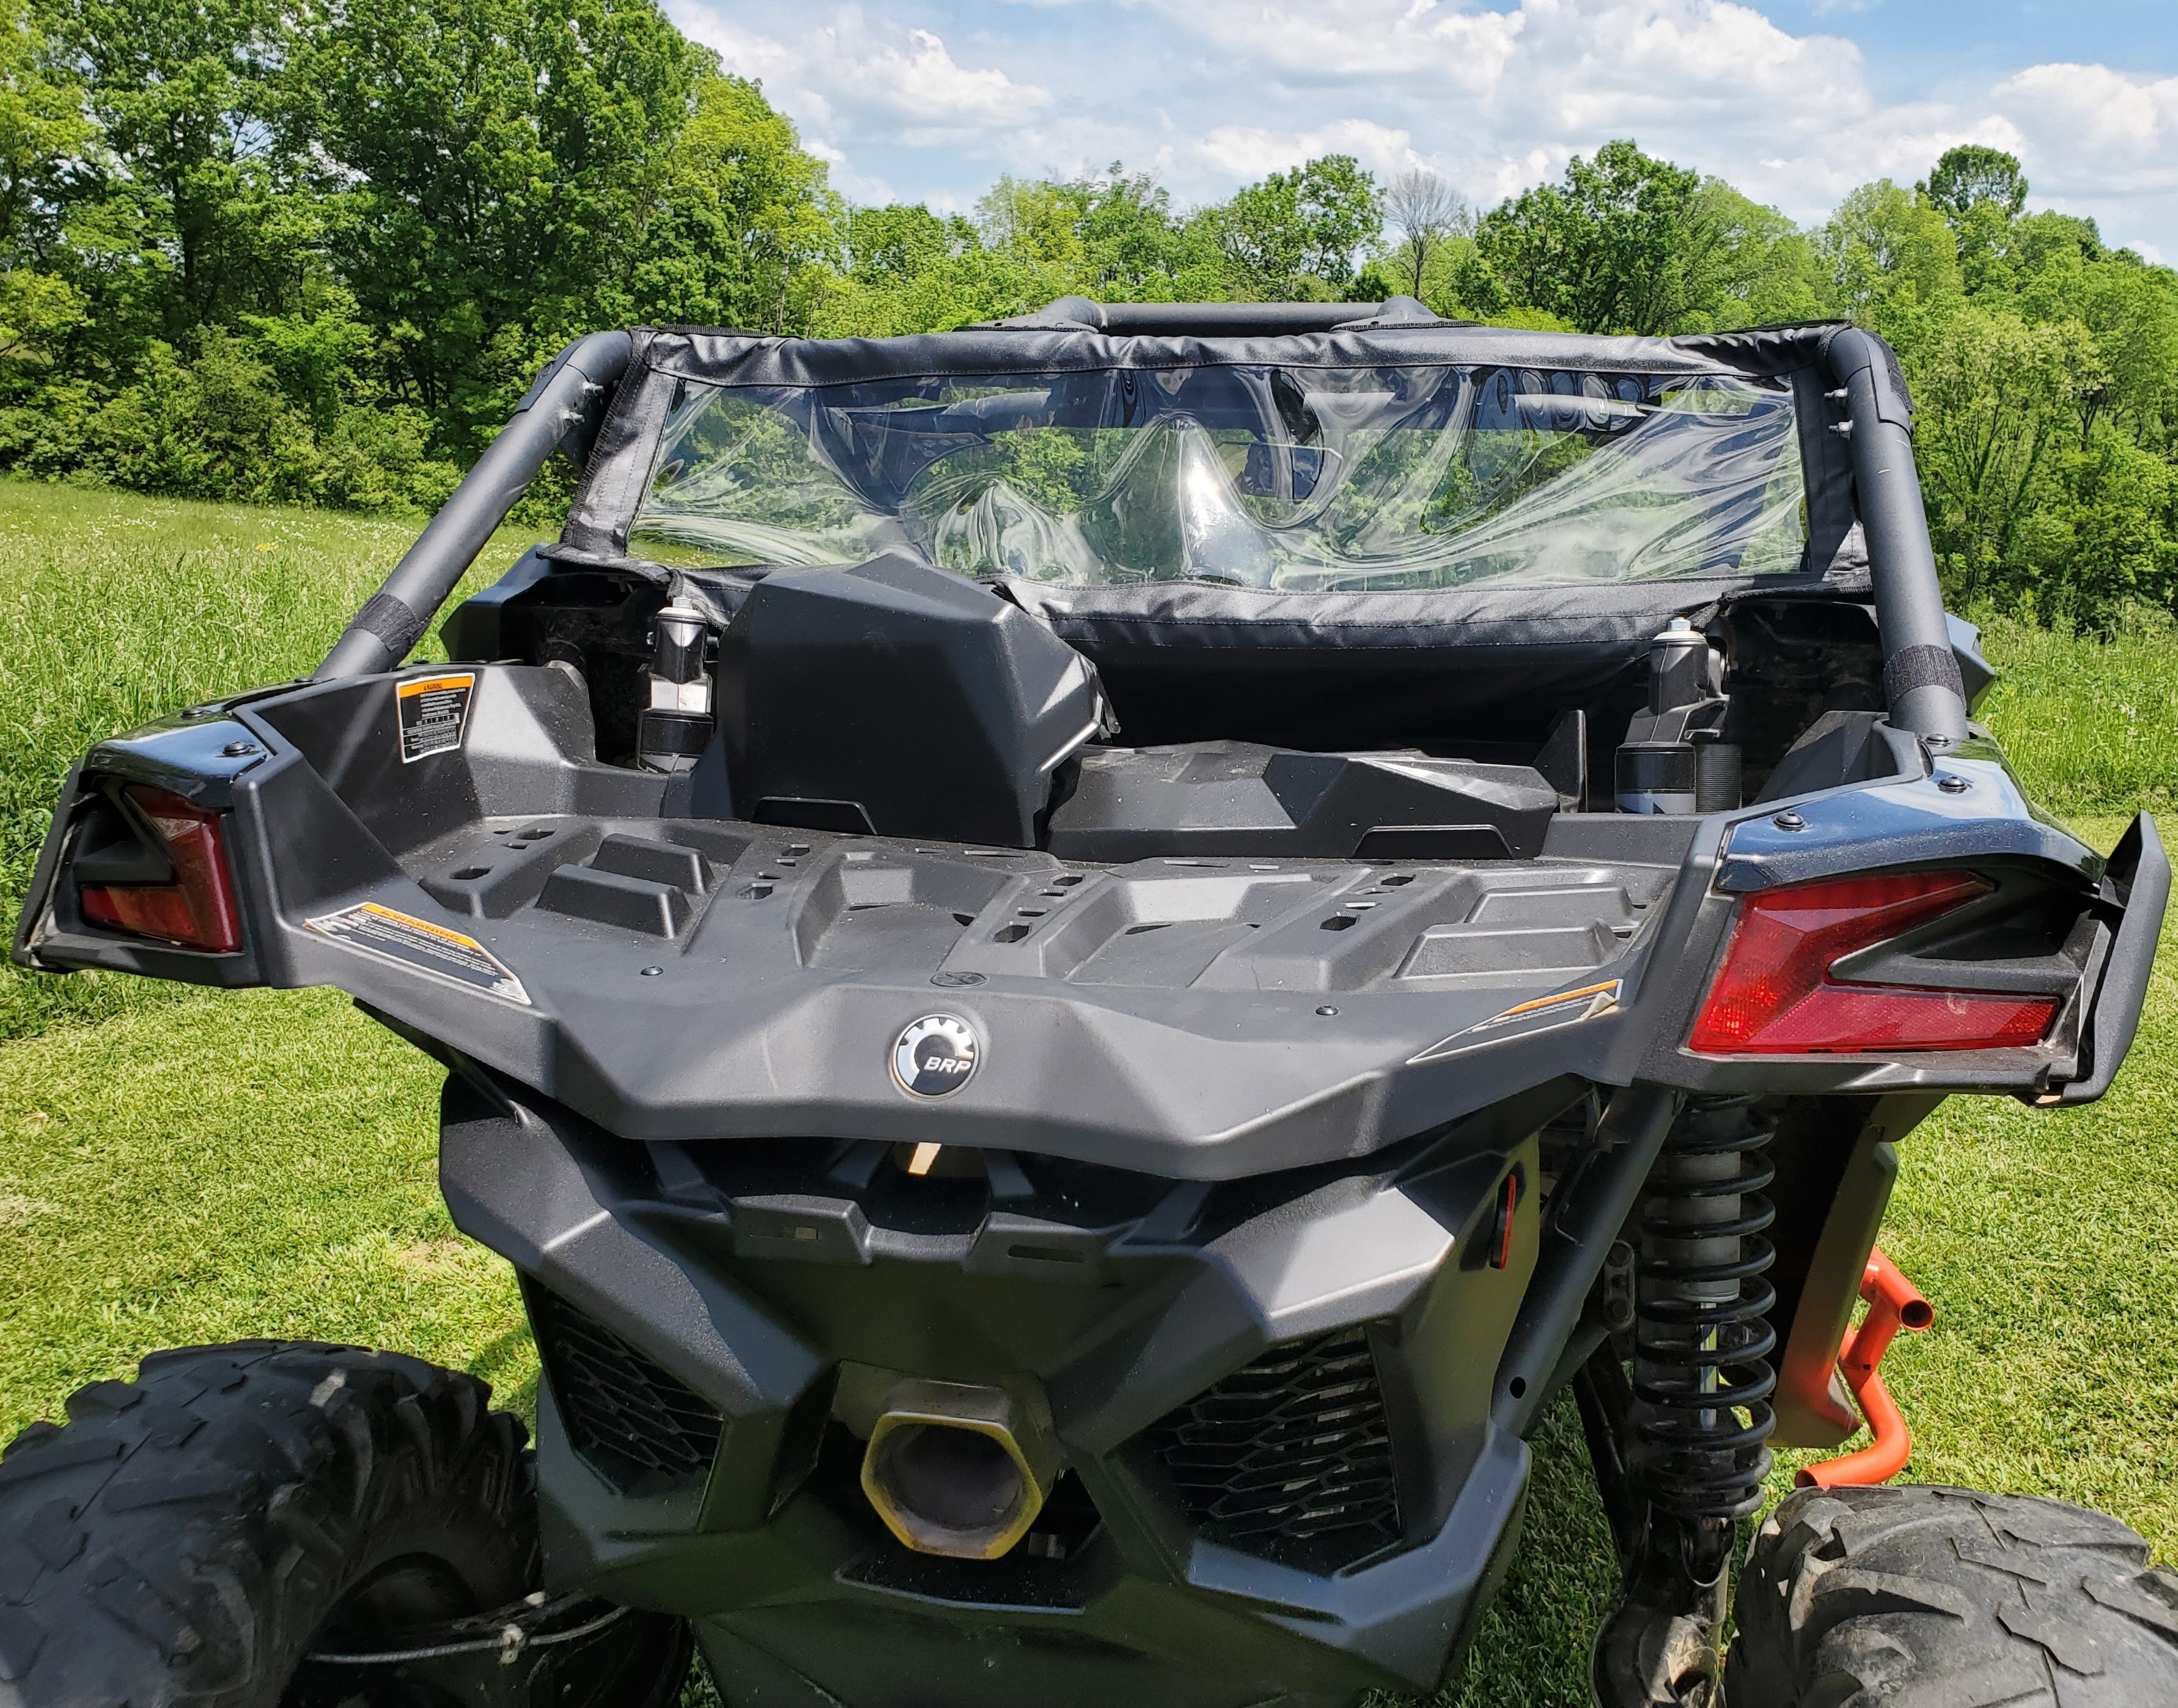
628 363 1807 591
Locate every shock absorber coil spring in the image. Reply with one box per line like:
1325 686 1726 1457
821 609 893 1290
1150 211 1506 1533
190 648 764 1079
1628 1095 1778 1525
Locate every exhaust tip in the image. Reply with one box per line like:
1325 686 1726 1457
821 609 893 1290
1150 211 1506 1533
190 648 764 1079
858 1381 1056 1559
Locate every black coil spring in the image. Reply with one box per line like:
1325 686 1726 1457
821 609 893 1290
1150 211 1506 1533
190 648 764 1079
1628 1097 1778 1524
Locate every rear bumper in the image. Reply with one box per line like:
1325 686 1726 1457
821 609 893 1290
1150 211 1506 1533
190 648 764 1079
435 1062 1555 1707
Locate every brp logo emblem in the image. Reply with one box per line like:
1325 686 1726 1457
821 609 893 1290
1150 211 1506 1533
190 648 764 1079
891 1014 980 1099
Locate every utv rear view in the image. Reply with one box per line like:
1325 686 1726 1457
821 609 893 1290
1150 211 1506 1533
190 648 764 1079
6 296 2174 1708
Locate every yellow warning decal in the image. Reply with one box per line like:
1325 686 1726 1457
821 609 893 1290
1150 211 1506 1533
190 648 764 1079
395 671 475 763
1480 979 1623 1026
306 900 529 1006
1409 979 1621 1062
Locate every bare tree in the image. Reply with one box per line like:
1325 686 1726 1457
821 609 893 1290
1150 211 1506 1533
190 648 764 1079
1385 169 1470 298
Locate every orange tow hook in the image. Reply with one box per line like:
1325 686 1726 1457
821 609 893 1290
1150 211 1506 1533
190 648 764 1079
1796 1246 1935 1490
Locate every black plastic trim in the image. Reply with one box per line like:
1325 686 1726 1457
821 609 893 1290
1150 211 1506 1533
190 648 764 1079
2058 812 2168 1104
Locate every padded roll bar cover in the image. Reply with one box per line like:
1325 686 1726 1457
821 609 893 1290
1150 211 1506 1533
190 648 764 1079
318 330 635 680
1824 327 1967 742
714 553 1108 847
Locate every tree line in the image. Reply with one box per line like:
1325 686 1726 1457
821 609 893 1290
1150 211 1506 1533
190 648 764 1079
1 0 2172 628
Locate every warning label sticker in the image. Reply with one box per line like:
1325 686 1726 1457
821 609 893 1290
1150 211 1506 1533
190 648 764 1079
306 902 531 1006
396 672 475 763
1408 979 1621 1063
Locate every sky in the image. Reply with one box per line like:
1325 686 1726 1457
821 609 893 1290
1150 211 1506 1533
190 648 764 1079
664 0 2178 263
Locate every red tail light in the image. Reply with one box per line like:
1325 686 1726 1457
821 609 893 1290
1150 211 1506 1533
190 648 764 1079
1690 871 2056 1055
78 785 243 953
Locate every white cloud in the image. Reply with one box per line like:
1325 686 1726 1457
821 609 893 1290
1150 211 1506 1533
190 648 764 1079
666 0 2178 257
1989 64 2178 191
1133 0 1525 87
1190 120 1426 183
671 6 1054 153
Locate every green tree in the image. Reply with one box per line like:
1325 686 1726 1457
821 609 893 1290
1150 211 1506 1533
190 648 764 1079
841 202 973 284
1694 182 1830 328
1074 168 1215 300
2016 433 2178 625
973 166 1223 303
815 200 1057 337
628 73 836 334
1817 180 1963 352
293 0 708 443
57 0 314 350
1462 140 1730 334
1909 300 2102 606
0 0 92 381
2011 231 2178 447
975 174 1088 273
0 0 89 259
1210 155 1381 297
1921 145 2029 225
1919 147 2030 297
1381 169 1468 301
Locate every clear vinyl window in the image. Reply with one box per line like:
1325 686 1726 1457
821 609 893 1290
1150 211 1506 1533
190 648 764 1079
628 363 1808 590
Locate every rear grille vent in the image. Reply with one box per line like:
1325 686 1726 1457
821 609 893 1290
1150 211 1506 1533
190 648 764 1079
527 1286 723 1498
1148 1327 1401 1573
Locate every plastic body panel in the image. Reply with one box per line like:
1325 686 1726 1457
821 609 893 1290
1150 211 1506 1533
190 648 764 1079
436 1060 1554 1707
15 668 2155 1177
1764 1093 1941 1448
711 554 1106 845
1048 742 1559 861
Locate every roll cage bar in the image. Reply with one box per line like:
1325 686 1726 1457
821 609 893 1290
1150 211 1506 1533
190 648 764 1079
315 307 1969 746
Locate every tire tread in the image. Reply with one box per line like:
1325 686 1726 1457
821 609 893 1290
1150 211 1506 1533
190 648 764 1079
0 1342 532 1708
1727 1484 2178 1708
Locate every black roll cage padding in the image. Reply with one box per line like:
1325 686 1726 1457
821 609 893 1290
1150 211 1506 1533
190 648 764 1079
1822 325 1968 742
316 330 635 680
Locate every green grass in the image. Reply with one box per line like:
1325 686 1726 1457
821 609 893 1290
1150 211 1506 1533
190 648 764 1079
0 987 538 1423
0 479 530 1039
1 486 2174 1705
1974 609 2178 817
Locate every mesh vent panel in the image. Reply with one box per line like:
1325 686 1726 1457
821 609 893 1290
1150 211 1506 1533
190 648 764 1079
529 1286 723 1497
1149 1327 1401 1573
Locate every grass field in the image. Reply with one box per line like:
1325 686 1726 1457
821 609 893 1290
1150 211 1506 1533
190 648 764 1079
2 479 2174 1706
0 480 526 1038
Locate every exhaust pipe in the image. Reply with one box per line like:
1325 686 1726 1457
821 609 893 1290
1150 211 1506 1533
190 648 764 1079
859 1379 1061 1560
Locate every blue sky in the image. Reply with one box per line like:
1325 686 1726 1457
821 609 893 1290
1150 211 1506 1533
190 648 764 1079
668 0 2178 260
